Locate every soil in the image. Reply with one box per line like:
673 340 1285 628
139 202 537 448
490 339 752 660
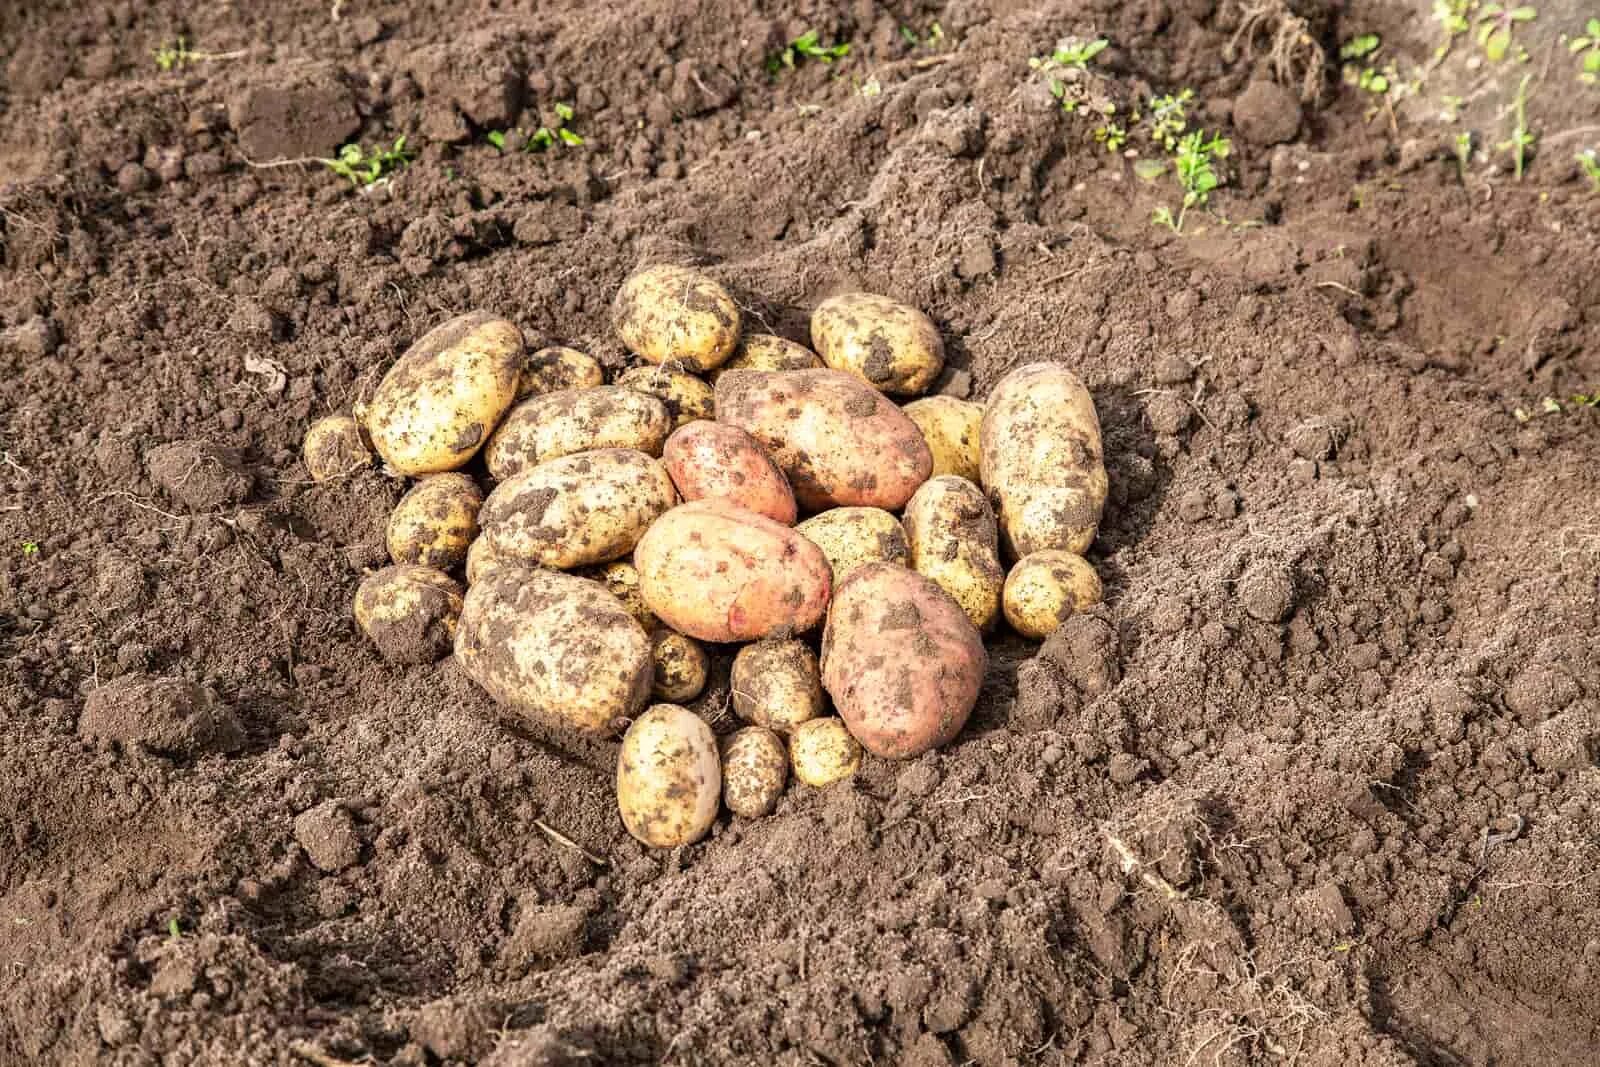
3 0 1599 1064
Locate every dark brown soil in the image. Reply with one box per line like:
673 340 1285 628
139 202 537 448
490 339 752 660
4 0 1600 1064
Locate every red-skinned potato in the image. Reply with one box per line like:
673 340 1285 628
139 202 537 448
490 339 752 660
662 420 797 525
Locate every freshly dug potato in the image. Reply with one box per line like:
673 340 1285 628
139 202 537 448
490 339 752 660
820 563 986 759
796 507 908 583
579 560 655 630
386 473 483 570
485 386 671 480
617 703 721 848
455 565 652 735
303 414 371 481
617 364 715 429
1002 550 1103 639
633 499 832 643
481 449 677 569
715 368 933 511
662 421 797 525
731 639 823 733
980 363 1107 558
712 333 823 382
811 292 945 396
721 727 788 818
363 311 523 475
612 264 741 372
789 718 862 787
902 476 1003 632
517 346 604 400
651 627 709 702
464 536 507 585
353 565 463 665
903 396 982 482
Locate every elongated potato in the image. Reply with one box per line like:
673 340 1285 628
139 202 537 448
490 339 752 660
721 727 788 818
617 364 715 429
821 563 985 759
363 311 523 475
796 507 908 584
980 364 1107 557
1003 550 1103 639
387 473 483 570
634 499 831 643
481 449 677 569
662 421 797 525
711 333 823 382
455 566 652 735
731 639 823 733
716 368 932 511
303 414 372 481
617 704 721 848
612 265 741 372
517 345 603 400
903 396 982 483
354 565 463 665
485 386 671 480
902 476 1003 632
789 718 862 787
650 627 709 702
811 292 945 396
579 560 656 630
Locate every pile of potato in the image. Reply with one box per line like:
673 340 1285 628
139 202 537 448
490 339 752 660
306 265 1108 849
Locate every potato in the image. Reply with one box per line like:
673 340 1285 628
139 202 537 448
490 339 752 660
796 507 908 584
980 363 1107 558
353 565 463 665
617 703 721 848
789 718 862 787
810 292 945 396
820 563 985 759
617 364 715 429
903 396 982 483
662 421 797 525
902 476 1003 632
634 499 832 643
485 386 671 480
579 560 656 630
303 414 371 481
731 639 823 733
721 727 788 818
455 565 652 735
464 536 506 585
711 333 823 382
612 264 741 372
387 473 483 570
363 311 523 475
1002 550 1103 639
651 627 709 703
481 449 677 570
517 345 603 400
715 368 933 511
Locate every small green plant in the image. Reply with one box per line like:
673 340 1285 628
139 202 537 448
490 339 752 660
1052 37 1108 68
1476 4 1538 63
1497 73 1536 179
1569 18 1600 83
21 540 40 558
1514 390 1600 420
489 103 585 153
153 37 246 72
1093 122 1128 151
1454 130 1475 179
1340 33 1382 61
1152 129 1231 234
1030 37 1109 115
766 30 851 75
1577 147 1600 190
1147 89 1194 152
1432 0 1473 62
899 22 945 48
324 137 413 186
168 918 183 940
1340 34 1390 93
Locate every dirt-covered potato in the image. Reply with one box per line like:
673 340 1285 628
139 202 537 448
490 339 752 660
617 703 721 848
616 364 715 429
464 536 506 585
731 639 823 733
634 499 832 643
821 563 986 759
455 566 652 735
1002 550 1103 639
721 726 788 818
902 476 1003 632
481 449 677 569
612 264 741 372
353 565 464 665
796 507 909 584
662 421 797 525
363 311 523 475
517 345 604 400
578 560 655 630
485 386 671 480
711 333 823 382
789 717 862 787
903 396 982 483
650 627 709 702
715 368 933 512
303 414 372 481
980 363 1107 558
810 292 945 396
386 473 483 570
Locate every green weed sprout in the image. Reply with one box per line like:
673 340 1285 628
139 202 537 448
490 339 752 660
767 30 851 75
1577 148 1600 190
1476 4 1538 63
1340 34 1389 93
1569 19 1600 83
1497 74 1535 179
1454 130 1475 179
153 37 247 72
899 22 945 48
1093 122 1127 151
324 137 413 186
491 103 585 152
1153 130 1231 233
21 540 40 558
1147 89 1194 152
1432 0 1472 62
1051 38 1108 68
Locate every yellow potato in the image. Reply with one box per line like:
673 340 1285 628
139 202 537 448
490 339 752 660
353 565 463 665
617 704 721 848
711 333 823 382
616 364 715 429
464 536 504 585
303 414 372 481
363 311 523 475
810 292 945 396
721 727 788 818
517 346 604 400
796 507 908 584
650 627 709 703
612 265 741 372
731 639 823 733
481 449 677 569
579 560 656 630
903 396 982 483
485 386 671 480
789 717 862 787
386 473 483 570
1002 550 1103 639
902 475 1003 632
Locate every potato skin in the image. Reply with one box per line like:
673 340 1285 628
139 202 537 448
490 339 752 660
481 449 677 569
721 727 788 818
364 311 523 475
517 346 603 400
903 397 982 483
387 473 484 570
980 364 1107 558
354 565 463 665
485 386 671 480
650 628 709 702
796 507 909 584
617 704 721 848
789 718 862 787
578 560 656 630
731 639 823 733
1002 550 1103 639
617 364 715 429
303 414 372 481
612 265 741 372
902 476 1004 632
634 499 832 643
662 421 797 525
711 333 822 382
811 292 945 396
820 562 986 759
455 566 652 735
715 368 932 512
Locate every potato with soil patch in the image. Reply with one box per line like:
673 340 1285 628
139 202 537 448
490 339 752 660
903 396 982 482
721 726 788 817
789 717 862 787
363 311 523 475
731 639 823 733
821 562 985 759
662 420 797 524
650 627 709 702
617 703 721 847
902 476 1003 632
387 473 483 570
811 292 945 396
303 414 371 481
580 559 655 630
715 368 932 511
796 507 909 583
464 536 505 585
1003 550 1102 639
517 346 603 400
485 386 671 480
633 499 831 643
616 364 715 429
354 565 464 665
612 264 741 372
712 333 822 381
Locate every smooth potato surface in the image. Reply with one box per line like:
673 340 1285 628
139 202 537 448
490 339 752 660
485 386 671 480
303 414 372 481
731 639 823 733
903 396 982 482
353 565 464 665
1002 550 1103 638
796 507 909 584
810 292 945 396
721 727 788 818
386 472 483 570
662 421 797 525
617 704 721 848
517 346 604 400
612 265 741 372
712 333 822 382
617 364 715 429
789 718 862 787
902 476 1003 632
650 628 710 702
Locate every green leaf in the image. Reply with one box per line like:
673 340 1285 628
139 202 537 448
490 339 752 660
1485 27 1510 61
1509 6 1537 20
1587 51 1600 72
900 25 918 44
487 130 506 150
558 128 584 146
1589 17 1600 34
554 102 575 122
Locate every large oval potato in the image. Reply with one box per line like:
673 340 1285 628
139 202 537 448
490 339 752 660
481 449 677 569
303 414 372 481
363 311 523 475
902 476 1003 632
715 368 932 512
387 473 483 570
731 639 823 733
796 507 908 584
634 499 831 643
811 292 945 396
455 566 652 735
354 565 464 665
711 333 823 382
903 396 982 483
617 364 715 429
485 386 671 480
721 726 788 818
662 421 797 525
1003 550 1103 639
980 363 1107 558
617 704 721 848
612 265 741 372
820 562 986 759
517 345 604 400
789 718 862 787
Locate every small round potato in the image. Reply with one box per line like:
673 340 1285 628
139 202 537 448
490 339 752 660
303 414 372 481
617 704 721 848
711 333 823 382
796 508 909 584
353 565 463 665
617 364 715 429
721 727 788 818
731 640 824 733
662 421 797 525
612 265 741 372
789 718 862 788
386 473 484 570
486 386 672 480
811 292 945 396
902 476 1004 632
903 396 982 483
651 628 709 703
1002 550 1103 639
580 560 656 630
464 536 506 585
517 346 604 400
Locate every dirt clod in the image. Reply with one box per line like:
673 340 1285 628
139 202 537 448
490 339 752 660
293 801 361 873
